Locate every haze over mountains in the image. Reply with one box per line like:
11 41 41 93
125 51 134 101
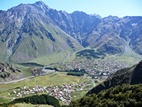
0 1 142 63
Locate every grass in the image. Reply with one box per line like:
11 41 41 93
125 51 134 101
66 52 76 62
0 97 11 104
27 47 141 71
75 46 141 63
0 72 92 106
65 48 141 69
0 74 94 105
28 51 69 65
0 72 82 98
0 42 9 62
28 48 92 66
105 54 141 66
71 90 88 101
66 48 94 62
8 103 53 107
71 76 94 101
14 64 32 77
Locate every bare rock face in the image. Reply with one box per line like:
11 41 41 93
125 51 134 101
0 62 23 82
0 1 142 63
0 1 82 62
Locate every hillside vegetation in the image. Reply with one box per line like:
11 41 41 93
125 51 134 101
69 84 142 107
87 60 142 95
6 94 60 107
67 60 142 106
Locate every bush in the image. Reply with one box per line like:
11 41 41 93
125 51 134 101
69 84 142 107
11 94 60 107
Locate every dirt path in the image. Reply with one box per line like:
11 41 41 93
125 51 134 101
0 76 34 84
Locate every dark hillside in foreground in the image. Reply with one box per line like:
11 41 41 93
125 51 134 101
69 84 142 107
69 61 142 107
87 60 142 95
1 94 60 107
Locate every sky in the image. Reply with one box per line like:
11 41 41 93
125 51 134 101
0 0 142 17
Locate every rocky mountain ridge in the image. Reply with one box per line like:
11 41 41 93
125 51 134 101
0 1 82 62
0 62 24 82
51 11 142 55
0 1 142 63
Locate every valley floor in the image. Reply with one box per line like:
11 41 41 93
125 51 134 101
0 72 95 105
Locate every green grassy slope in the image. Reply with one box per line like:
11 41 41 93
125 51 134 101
70 84 142 107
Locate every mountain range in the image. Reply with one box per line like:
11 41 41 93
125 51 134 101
0 1 142 63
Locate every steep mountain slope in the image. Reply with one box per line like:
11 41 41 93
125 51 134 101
87 60 142 95
48 10 101 45
0 1 142 63
55 13 142 55
43 5 142 56
0 1 82 62
45 8 142 55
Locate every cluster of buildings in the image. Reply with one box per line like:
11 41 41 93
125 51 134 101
12 86 47 97
62 58 129 85
65 58 127 80
49 84 75 104
10 84 77 104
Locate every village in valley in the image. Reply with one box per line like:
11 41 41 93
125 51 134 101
9 81 92 105
5 56 130 105
64 57 128 79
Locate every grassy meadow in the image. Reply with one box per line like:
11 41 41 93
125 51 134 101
28 51 69 65
0 72 81 91
8 103 53 107
0 72 88 104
